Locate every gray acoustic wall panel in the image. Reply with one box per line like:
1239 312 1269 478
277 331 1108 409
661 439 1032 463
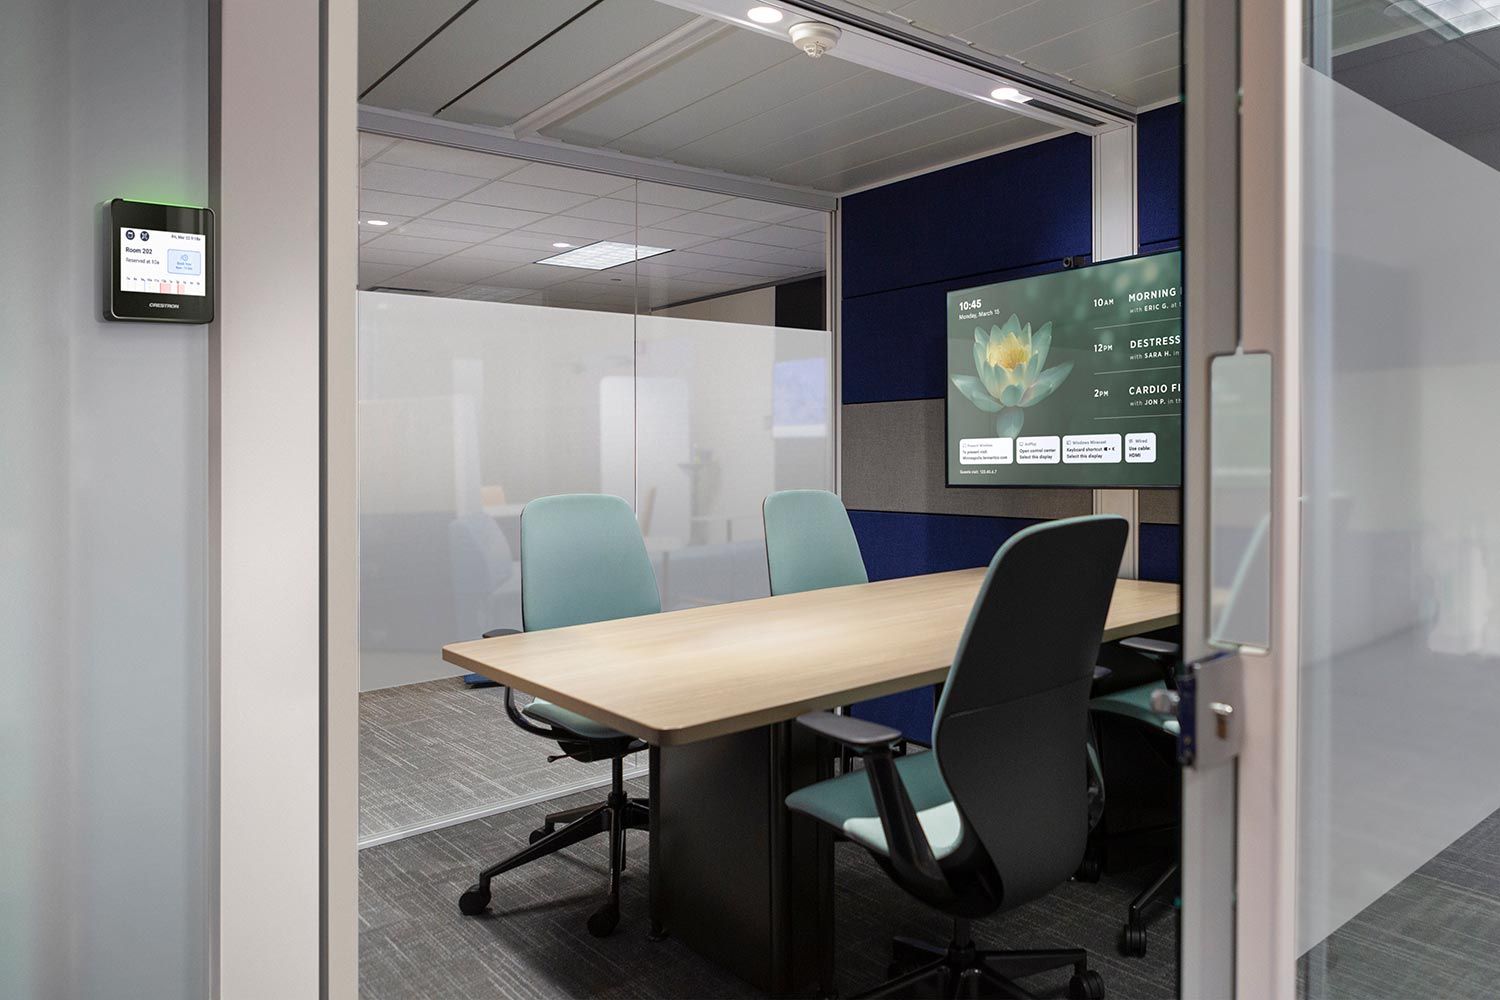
840 400 1093 521
1140 487 1181 524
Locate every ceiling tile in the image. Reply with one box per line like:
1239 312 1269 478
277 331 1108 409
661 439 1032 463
633 182 731 210
632 227 715 250
359 247 443 267
397 258 513 285
361 161 488 199
487 230 584 252
359 133 397 163
358 0 469 93
359 190 447 217
452 242 550 264
372 139 530 179
651 212 763 237
393 219 505 244
564 198 684 226
519 216 636 240
359 215 412 242
502 162 636 196
424 201 550 230
362 0 597 114
357 263 408 286
439 0 695 128
481 263 586 289
464 178 596 213
700 198 810 224
733 224 826 249
364 233 474 255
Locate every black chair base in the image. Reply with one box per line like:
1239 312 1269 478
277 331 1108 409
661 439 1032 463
1119 861 1178 957
860 923 1105 1000
457 756 649 937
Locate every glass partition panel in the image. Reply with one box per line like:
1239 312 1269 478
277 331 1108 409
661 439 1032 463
358 292 635 690
1297 12 1500 994
634 315 834 611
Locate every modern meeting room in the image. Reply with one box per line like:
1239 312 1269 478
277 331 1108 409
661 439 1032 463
353 1 1185 998
22 0 1500 997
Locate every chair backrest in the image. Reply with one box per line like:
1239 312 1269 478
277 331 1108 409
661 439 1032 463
762 489 868 596
519 494 661 632
933 515 1128 908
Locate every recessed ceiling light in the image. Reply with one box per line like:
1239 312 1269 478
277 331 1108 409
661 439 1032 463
552 242 574 249
364 219 390 226
990 86 1032 104
536 241 673 270
747 6 784 24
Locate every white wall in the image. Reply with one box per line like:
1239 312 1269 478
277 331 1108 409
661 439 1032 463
0 2 210 996
1297 67 1500 953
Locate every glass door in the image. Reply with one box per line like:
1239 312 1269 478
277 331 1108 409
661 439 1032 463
1186 0 1500 995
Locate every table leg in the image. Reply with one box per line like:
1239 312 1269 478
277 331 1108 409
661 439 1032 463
648 744 666 941
654 722 833 996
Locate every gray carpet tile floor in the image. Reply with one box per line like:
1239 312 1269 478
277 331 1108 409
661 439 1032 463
360 780 1179 1000
1299 807 1500 1000
361 679 644 841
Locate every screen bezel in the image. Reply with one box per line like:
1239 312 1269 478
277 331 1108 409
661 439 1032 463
943 248 1183 491
106 199 215 323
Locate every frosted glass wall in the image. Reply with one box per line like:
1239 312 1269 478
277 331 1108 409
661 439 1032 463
358 291 833 689
1 1 210 996
634 316 834 610
358 292 635 689
1297 65 1500 976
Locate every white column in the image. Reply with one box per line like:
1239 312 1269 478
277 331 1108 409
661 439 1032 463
211 0 324 994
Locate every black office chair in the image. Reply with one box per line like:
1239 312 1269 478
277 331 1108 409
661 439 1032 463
786 515 1127 999
456 494 656 937
1089 635 1182 957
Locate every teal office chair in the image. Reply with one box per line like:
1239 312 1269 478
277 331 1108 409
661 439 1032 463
763 490 914 760
457 494 656 937
786 515 1127 1000
763 489 869 595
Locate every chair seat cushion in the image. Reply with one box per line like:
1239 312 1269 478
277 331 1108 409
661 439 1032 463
1090 683 1179 736
785 751 965 861
523 698 629 741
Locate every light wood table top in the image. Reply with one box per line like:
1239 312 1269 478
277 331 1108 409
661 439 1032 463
442 570 1179 747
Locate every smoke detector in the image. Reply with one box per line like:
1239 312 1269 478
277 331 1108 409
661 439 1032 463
788 21 841 58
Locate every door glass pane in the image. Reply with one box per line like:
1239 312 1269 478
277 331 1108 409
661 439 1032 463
1298 7 1500 995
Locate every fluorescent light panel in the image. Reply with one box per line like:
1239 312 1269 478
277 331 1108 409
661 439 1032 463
1391 0 1500 36
535 240 673 270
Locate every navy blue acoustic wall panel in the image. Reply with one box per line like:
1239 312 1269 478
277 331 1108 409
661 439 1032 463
1138 104 1183 252
848 510 1037 583
842 133 1093 299
1138 522 1182 584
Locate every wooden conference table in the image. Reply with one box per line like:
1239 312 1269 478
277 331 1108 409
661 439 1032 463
443 568 1179 994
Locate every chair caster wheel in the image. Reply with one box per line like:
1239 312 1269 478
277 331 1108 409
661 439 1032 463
1074 856 1102 883
458 883 491 916
1069 969 1106 999
529 825 552 844
587 902 619 937
1119 922 1147 957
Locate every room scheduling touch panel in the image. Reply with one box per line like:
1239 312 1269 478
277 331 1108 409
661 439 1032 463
106 199 214 323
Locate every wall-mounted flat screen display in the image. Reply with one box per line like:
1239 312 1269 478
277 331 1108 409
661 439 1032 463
945 250 1181 488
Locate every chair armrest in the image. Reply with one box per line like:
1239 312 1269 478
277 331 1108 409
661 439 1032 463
794 711 903 752
1118 637 1179 659
795 712 947 894
474 628 561 739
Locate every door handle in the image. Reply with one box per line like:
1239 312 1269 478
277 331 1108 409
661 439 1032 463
1176 653 1244 770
